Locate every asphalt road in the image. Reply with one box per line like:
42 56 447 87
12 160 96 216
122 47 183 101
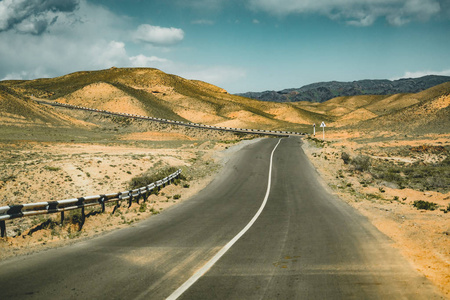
0 137 442 299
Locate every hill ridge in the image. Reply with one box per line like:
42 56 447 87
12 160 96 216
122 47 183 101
237 75 450 103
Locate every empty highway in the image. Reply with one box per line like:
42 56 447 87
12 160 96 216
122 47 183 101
0 137 442 299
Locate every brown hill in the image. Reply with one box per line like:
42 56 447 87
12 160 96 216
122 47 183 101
356 92 450 134
293 82 450 133
2 68 448 135
0 85 91 127
1 67 325 131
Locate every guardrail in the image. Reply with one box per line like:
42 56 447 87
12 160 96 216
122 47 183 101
0 169 182 238
37 101 305 137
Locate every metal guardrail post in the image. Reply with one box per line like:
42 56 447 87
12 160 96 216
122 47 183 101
128 191 133 208
143 188 149 202
99 195 106 213
0 220 5 238
77 197 85 230
136 190 141 205
113 193 122 214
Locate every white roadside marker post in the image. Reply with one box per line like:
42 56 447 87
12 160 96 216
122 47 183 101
313 123 316 136
320 121 326 140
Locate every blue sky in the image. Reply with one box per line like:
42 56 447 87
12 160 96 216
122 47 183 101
0 0 449 93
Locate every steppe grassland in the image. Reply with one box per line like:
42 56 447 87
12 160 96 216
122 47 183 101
302 131 450 296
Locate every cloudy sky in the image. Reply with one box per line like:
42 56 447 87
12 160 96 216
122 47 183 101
1 0 449 93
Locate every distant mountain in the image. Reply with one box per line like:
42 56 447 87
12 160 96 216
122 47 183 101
237 75 450 103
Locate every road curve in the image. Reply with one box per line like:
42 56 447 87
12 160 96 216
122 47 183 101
0 137 442 299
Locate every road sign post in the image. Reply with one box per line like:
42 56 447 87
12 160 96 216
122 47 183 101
320 122 326 140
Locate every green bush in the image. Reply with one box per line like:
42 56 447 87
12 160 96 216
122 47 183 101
341 152 351 164
44 166 61 171
412 200 438 211
139 202 147 213
351 155 371 172
128 166 184 190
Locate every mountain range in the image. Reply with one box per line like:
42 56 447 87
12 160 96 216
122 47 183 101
237 75 450 103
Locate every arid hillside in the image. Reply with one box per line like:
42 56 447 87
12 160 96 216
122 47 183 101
294 82 450 133
0 85 92 128
1 67 449 136
0 68 321 132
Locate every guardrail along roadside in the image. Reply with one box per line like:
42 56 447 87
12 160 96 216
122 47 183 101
38 101 304 137
0 169 182 238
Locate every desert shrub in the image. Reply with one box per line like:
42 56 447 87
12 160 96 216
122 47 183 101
351 155 371 172
128 166 185 190
1 175 16 182
341 152 351 164
67 210 84 226
412 200 438 211
44 166 61 171
139 202 147 213
173 194 181 200
149 207 159 214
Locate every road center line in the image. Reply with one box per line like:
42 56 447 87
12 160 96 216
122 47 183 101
166 138 282 300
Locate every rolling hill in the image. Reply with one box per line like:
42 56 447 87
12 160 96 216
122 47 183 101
0 84 91 128
0 67 326 132
354 83 450 134
1 67 449 136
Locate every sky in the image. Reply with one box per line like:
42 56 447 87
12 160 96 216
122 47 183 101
0 0 450 93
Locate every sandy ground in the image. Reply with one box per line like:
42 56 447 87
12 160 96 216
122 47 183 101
0 137 261 260
302 132 450 298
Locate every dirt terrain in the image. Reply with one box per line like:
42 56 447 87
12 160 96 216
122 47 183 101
302 131 450 297
0 134 263 260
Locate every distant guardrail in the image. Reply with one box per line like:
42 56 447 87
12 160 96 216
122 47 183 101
37 101 305 137
0 169 182 237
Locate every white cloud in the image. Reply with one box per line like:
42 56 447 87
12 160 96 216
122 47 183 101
177 65 246 88
130 54 169 66
248 0 442 26
133 24 184 46
0 0 245 91
2 67 50 81
192 19 215 25
0 0 79 34
396 69 450 79
0 1 182 81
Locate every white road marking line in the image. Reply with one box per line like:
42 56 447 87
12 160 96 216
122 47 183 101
166 138 282 300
